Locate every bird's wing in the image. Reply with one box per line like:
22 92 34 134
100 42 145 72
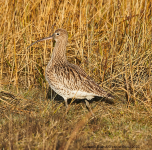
51 63 112 98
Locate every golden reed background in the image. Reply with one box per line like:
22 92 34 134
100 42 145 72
0 0 151 102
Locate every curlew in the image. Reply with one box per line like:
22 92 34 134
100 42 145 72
28 29 113 116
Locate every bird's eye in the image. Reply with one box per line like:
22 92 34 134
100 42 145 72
56 33 59 35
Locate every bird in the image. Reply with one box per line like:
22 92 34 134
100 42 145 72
28 29 113 116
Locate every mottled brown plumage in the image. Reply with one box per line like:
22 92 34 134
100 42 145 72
28 29 113 116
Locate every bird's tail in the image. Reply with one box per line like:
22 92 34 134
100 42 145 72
107 93 114 99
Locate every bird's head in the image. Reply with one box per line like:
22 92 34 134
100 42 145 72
27 28 68 49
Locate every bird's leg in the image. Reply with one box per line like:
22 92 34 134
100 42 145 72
64 98 69 114
64 98 68 108
85 100 94 116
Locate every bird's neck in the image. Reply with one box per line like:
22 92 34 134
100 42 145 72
50 40 67 66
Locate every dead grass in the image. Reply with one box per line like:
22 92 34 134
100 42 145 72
0 88 152 149
0 0 152 149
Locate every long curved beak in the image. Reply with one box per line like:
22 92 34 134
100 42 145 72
27 35 53 49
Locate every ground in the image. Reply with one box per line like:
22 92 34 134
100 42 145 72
0 88 152 149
